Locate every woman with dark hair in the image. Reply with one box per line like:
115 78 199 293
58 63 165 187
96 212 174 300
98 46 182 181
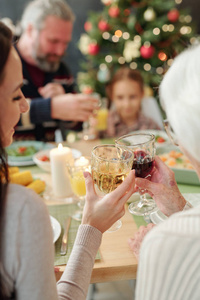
0 22 135 300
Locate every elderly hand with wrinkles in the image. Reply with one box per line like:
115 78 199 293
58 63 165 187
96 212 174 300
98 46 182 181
128 223 155 260
135 156 186 217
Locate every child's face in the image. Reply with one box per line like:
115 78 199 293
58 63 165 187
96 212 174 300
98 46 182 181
112 79 144 121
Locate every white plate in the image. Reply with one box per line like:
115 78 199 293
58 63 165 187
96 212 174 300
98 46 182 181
150 193 200 225
50 216 61 243
7 142 54 167
33 148 82 173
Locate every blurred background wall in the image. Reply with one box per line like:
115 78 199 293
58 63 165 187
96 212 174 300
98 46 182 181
0 0 199 79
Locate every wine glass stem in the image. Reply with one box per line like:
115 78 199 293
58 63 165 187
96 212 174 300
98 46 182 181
78 196 85 210
137 191 148 208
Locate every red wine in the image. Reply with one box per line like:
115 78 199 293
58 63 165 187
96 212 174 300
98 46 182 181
132 150 154 178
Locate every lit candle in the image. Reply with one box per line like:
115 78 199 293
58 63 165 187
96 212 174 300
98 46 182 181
50 144 73 198
74 156 90 167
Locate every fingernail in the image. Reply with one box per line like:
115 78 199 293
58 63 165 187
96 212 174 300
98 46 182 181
83 171 89 178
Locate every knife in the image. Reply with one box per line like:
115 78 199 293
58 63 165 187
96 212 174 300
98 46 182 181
60 216 71 255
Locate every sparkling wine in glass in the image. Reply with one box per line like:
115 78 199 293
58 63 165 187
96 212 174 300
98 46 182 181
91 144 134 232
116 133 157 216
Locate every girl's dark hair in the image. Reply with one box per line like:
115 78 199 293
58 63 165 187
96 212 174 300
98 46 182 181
0 21 13 300
106 67 144 103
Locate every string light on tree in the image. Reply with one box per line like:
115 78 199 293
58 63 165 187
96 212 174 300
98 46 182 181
167 59 174 66
118 57 126 64
156 67 164 75
180 26 192 35
105 55 113 63
122 32 130 40
115 30 123 38
102 32 110 40
158 51 167 61
130 62 137 69
144 63 151 71
112 35 119 42
153 27 160 35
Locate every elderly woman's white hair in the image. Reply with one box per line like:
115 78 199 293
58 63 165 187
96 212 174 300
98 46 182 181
159 44 200 163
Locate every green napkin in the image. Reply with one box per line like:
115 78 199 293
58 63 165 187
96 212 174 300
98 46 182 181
48 204 100 266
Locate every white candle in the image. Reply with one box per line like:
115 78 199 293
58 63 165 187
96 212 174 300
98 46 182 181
50 144 73 198
74 156 90 167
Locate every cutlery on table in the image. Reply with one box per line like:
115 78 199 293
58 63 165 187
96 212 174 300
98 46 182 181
60 216 71 255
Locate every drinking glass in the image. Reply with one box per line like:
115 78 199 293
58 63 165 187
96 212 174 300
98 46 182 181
67 156 91 221
82 96 108 140
91 144 134 231
116 133 157 216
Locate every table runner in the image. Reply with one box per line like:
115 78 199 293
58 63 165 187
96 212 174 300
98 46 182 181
48 203 101 266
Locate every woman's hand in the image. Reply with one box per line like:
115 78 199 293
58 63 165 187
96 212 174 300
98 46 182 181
135 156 186 216
128 223 155 260
82 170 135 233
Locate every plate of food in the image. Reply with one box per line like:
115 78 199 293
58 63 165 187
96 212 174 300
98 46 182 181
50 216 61 243
6 141 54 166
150 193 200 224
33 148 82 172
156 145 199 185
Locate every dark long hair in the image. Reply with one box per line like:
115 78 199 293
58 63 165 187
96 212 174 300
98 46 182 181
0 21 13 300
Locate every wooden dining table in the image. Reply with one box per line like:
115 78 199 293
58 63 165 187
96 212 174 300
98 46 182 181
20 138 200 284
48 139 138 283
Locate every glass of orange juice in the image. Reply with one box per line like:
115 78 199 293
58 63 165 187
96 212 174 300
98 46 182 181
95 98 108 132
67 156 91 221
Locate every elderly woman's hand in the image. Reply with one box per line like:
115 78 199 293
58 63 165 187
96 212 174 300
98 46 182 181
135 156 186 216
128 223 155 260
82 170 135 233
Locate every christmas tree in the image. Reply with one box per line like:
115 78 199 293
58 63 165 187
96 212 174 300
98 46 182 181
77 0 197 98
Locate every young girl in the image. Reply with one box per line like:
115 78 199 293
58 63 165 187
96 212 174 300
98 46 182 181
105 67 161 138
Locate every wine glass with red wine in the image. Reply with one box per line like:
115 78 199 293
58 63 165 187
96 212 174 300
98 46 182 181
115 133 157 216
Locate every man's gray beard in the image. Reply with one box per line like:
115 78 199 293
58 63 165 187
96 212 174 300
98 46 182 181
34 56 60 72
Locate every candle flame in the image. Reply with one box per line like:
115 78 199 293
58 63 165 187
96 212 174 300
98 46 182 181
58 143 63 150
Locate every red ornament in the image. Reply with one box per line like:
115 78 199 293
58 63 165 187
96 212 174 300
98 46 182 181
98 20 110 31
140 45 155 59
108 6 120 18
84 21 92 32
88 43 100 55
167 9 180 23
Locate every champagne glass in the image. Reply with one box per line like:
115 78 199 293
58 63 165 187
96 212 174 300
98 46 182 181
91 144 134 232
67 156 91 221
116 133 157 216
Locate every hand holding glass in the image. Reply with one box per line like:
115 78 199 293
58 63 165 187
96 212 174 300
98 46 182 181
91 144 134 231
116 133 156 216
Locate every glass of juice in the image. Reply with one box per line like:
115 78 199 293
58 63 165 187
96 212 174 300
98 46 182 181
67 156 91 221
95 98 109 132
91 144 134 232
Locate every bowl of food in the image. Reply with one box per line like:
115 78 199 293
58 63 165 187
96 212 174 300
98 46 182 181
156 145 199 185
6 141 46 163
33 148 82 172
